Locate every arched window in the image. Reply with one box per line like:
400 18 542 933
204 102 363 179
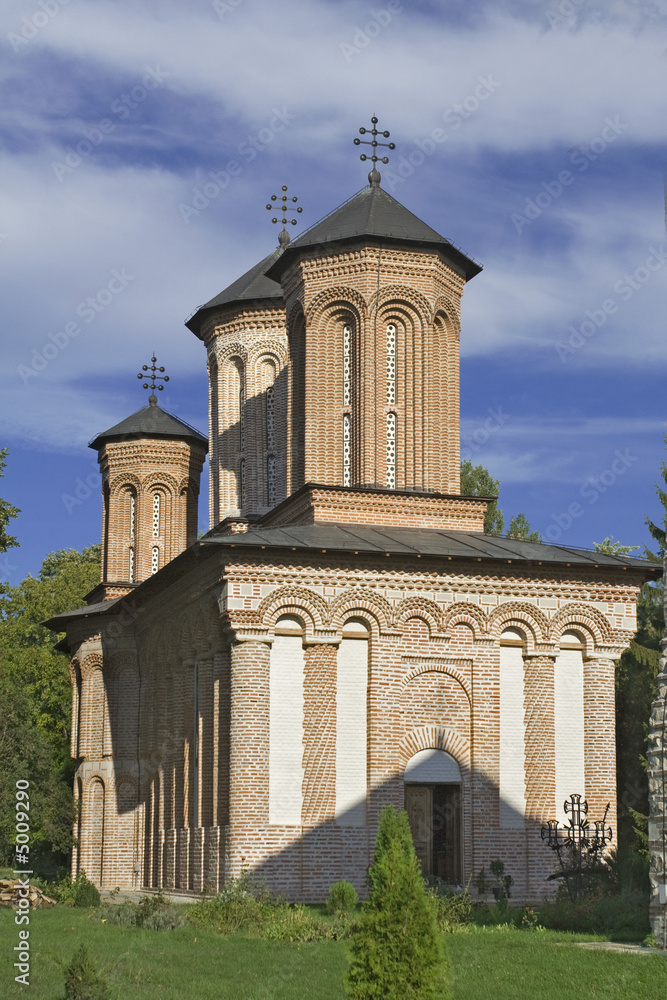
129 492 136 539
152 492 161 537
343 324 353 486
386 323 396 404
386 412 396 488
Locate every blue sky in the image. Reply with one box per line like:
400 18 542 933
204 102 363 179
1 0 667 584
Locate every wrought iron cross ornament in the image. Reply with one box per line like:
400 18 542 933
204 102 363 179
137 355 169 404
541 794 613 901
266 185 302 246
354 115 395 185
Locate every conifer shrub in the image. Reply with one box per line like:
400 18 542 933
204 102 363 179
326 879 359 915
62 943 111 1000
50 871 101 908
344 806 451 1000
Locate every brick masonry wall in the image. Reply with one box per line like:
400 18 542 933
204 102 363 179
68 547 636 899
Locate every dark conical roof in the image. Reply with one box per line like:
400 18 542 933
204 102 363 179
89 403 207 451
186 248 284 339
266 184 482 282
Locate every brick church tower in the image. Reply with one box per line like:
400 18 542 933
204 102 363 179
87 366 207 602
50 129 660 899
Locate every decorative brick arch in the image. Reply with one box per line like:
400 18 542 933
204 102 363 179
329 588 394 633
395 596 443 634
305 286 368 327
257 585 328 632
371 284 433 326
248 342 288 368
433 294 461 328
214 342 248 364
141 473 178 495
401 663 472 707
109 473 141 495
442 602 488 639
488 602 550 644
80 652 104 680
550 603 612 648
397 726 471 773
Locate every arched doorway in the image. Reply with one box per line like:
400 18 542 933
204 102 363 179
404 749 462 884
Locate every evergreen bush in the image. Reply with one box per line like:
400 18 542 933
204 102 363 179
344 806 451 1000
62 943 111 1000
326 879 358 915
50 871 100 908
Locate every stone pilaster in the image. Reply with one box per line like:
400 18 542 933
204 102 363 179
227 639 271 878
524 654 556 894
583 656 617 829
301 642 337 825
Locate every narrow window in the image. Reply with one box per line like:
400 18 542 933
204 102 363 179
129 546 135 582
267 455 277 504
266 383 275 451
343 324 352 406
239 381 245 454
343 414 351 487
129 493 136 539
386 412 396 488
239 458 245 509
386 323 396 404
151 546 159 575
152 493 160 537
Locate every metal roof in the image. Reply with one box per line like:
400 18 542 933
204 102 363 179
266 184 483 283
186 248 284 338
89 403 207 451
200 522 658 571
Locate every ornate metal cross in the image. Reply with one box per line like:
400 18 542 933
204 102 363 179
137 355 169 404
354 115 395 184
541 794 613 901
266 185 302 246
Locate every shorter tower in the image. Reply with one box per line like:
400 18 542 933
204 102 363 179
88 361 207 601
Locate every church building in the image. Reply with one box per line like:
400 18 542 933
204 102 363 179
49 129 659 901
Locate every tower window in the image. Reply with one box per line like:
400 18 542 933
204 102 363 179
239 458 245 509
343 414 351 487
343 324 352 407
151 546 159 575
386 412 396 488
129 493 136 539
386 323 396 404
129 546 135 583
267 455 277 504
152 493 161 537
266 384 275 451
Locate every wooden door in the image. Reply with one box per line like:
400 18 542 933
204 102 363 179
405 785 431 874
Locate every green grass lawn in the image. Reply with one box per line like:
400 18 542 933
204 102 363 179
1 908 665 1000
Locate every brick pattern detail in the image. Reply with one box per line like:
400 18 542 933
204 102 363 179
262 483 487 531
524 654 556 895
302 643 337 825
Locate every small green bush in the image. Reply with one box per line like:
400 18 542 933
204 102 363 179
326 879 358 915
50 871 101 908
264 904 330 942
345 806 451 1000
188 868 275 935
97 890 186 931
62 943 111 1000
537 886 649 940
428 886 473 931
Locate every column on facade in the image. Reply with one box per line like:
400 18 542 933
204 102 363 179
582 656 617 823
523 653 556 893
228 639 271 876
301 642 337 826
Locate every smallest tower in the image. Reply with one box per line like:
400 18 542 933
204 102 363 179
88 359 207 601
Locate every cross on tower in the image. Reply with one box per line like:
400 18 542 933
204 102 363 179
266 185 303 246
354 115 395 186
137 355 169 405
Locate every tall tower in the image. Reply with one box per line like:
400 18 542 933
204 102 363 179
187 120 481 527
88 360 207 601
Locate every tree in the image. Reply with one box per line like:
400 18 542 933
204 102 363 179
594 536 640 557
344 806 450 1000
0 545 100 874
0 448 20 553
506 513 541 542
460 460 503 535
460 460 539 540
